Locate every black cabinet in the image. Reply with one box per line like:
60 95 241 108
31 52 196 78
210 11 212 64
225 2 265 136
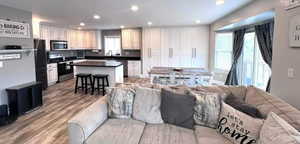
6 82 43 117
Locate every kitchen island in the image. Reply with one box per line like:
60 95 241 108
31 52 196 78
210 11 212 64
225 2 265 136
72 60 124 86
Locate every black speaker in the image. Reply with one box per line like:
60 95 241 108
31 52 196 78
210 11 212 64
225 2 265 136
0 105 16 126
0 105 8 117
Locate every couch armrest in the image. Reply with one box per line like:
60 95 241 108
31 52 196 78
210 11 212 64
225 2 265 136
68 96 108 144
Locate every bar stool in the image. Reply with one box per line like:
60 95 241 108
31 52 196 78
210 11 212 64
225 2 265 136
92 74 109 95
75 73 93 94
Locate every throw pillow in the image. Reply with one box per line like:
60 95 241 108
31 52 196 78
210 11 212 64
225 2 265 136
225 93 264 119
133 87 163 124
106 87 135 119
259 112 300 144
160 88 195 129
188 91 222 129
217 102 263 144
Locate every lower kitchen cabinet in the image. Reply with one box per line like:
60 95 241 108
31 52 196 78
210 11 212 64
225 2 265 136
128 61 141 77
47 63 58 86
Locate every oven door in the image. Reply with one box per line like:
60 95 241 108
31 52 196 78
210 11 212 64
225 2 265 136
58 62 74 82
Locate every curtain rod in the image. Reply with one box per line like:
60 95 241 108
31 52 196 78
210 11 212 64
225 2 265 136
215 19 274 33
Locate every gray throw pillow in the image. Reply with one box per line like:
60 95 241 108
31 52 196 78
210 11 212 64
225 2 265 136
189 91 222 128
160 88 195 129
225 93 264 119
133 87 163 124
106 87 135 119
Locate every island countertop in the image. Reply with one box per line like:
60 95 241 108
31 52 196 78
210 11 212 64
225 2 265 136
71 60 123 67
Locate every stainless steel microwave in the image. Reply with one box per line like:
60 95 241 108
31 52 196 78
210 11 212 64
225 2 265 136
50 40 68 50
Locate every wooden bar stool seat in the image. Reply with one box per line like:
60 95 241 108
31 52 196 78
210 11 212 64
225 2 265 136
92 74 109 95
75 73 93 94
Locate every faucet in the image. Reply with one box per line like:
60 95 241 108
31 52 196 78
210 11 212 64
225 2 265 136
106 50 113 56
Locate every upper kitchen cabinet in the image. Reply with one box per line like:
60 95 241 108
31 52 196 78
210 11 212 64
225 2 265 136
40 25 51 51
40 25 98 50
68 30 97 50
121 28 141 50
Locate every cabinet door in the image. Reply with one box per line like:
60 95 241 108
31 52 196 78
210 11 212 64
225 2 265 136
143 28 162 75
161 28 181 67
128 61 141 77
132 29 141 49
71 30 77 49
180 28 194 67
90 31 97 49
76 30 83 49
190 27 209 68
47 68 52 84
40 25 51 51
52 67 58 82
149 28 161 69
122 29 131 49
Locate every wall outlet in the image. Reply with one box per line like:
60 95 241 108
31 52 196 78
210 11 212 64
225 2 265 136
288 68 295 78
0 61 3 68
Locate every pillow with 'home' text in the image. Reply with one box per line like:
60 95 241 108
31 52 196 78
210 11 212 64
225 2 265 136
217 102 263 144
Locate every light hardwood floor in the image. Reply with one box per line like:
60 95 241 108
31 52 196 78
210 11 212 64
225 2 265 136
0 79 101 144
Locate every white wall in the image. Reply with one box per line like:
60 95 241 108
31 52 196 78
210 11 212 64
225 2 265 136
210 0 300 109
0 5 36 105
271 4 300 110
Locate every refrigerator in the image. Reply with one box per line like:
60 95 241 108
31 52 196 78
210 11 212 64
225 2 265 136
34 39 48 90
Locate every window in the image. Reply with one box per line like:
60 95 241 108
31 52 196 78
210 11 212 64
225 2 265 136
104 36 121 55
237 32 272 90
215 33 233 71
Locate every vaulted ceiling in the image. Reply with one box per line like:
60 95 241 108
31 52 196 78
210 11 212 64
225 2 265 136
0 0 254 29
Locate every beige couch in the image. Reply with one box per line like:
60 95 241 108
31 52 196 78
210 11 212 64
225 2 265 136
68 86 300 144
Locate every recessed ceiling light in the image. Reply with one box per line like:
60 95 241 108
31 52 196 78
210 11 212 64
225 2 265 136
80 22 85 26
120 25 125 29
216 0 225 5
131 5 139 12
147 21 153 26
195 20 201 24
77 27 82 30
93 14 101 19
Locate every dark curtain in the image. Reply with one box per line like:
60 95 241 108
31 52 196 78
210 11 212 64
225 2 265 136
225 29 247 85
255 21 274 92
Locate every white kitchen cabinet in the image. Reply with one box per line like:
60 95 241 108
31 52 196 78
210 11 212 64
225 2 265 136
128 61 142 77
181 27 209 68
142 28 162 75
122 29 141 50
161 28 182 67
40 25 51 51
47 63 58 86
142 26 209 76
40 25 98 50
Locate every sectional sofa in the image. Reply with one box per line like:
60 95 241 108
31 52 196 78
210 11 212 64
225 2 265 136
67 85 300 144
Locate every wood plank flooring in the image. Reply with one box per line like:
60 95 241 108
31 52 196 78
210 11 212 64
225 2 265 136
0 79 101 144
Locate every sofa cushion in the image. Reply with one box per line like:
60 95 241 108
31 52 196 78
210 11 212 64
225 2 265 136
195 126 233 144
189 91 222 129
133 87 163 124
259 112 300 144
246 86 300 131
139 124 197 144
85 119 145 144
225 93 264 118
106 87 135 119
160 88 195 129
217 102 263 144
192 86 247 100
